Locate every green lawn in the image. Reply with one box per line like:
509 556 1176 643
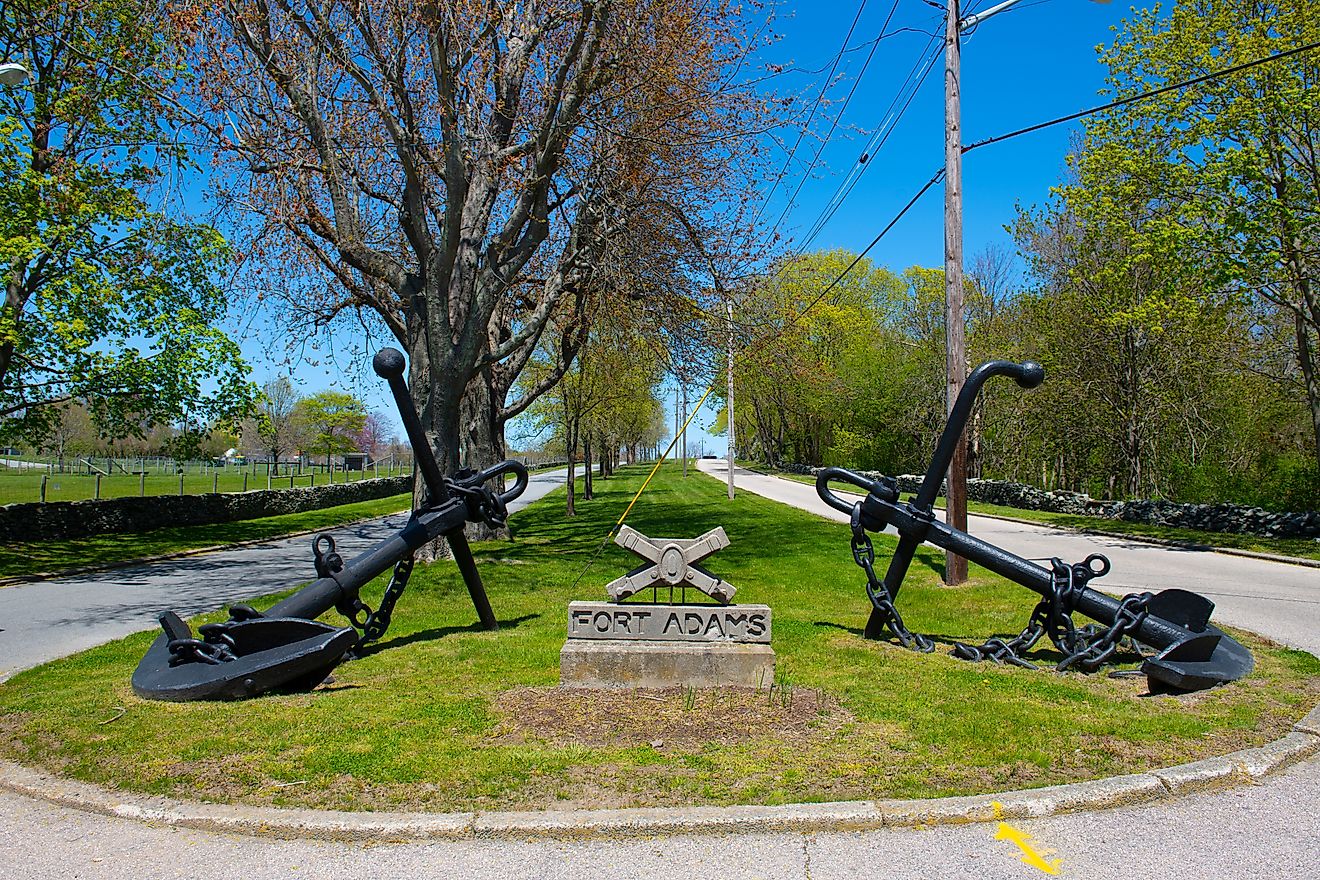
0 492 412 579
0 464 1313 812
0 467 409 505
770 469 1320 563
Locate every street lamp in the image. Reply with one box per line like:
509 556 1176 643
0 63 30 86
942 0 1109 585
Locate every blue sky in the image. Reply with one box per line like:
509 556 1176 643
225 0 1137 453
760 0 1122 275
672 0 1130 451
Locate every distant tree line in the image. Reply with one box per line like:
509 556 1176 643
30 380 403 471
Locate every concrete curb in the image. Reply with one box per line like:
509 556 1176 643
2 720 1317 842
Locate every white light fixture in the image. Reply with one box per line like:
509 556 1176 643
0 63 30 86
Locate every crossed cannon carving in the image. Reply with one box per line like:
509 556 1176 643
607 525 736 604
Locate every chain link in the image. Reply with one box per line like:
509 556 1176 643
337 554 417 653
850 503 935 653
951 552 1151 675
446 472 510 530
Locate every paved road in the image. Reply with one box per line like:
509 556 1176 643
0 468 568 680
2 461 1318 878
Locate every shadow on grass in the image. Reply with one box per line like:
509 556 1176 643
358 612 540 656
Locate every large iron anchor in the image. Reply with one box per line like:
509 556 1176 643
816 359 1253 693
131 348 528 701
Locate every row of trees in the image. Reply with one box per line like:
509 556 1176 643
34 381 395 471
11 0 1312 535
706 1 1320 512
721 243 1314 509
3 0 780 527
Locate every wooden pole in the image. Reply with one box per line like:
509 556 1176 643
944 1 969 585
681 381 688 477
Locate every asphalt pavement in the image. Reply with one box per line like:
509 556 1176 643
2 461 1318 878
0 468 568 680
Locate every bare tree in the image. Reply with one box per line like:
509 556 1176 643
246 377 301 475
185 1 775 557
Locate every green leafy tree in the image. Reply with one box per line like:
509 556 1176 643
0 0 255 441
1080 0 1320 468
294 391 367 468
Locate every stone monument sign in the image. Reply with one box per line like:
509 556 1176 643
560 525 775 688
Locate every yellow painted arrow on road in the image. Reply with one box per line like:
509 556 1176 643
991 802 1062 875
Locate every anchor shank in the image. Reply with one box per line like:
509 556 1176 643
265 502 468 620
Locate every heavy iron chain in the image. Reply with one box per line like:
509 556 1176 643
166 622 238 667
339 554 416 650
952 555 1152 674
850 503 935 653
446 472 511 530
343 473 504 647
329 473 505 653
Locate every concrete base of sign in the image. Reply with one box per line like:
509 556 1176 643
559 641 776 689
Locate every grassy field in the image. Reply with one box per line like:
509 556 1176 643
0 468 405 505
0 492 412 579
0 464 1313 812
768 469 1320 563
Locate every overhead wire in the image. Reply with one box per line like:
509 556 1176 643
746 0 872 233
763 0 903 243
677 33 1320 374
963 38 1320 154
796 31 943 251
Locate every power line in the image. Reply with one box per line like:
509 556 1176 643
747 0 872 232
779 166 945 329
737 37 1320 371
764 0 903 242
797 34 942 251
964 39 1320 154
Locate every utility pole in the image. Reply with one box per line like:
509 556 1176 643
936 0 1109 584
674 382 680 469
726 300 735 500
944 0 969 585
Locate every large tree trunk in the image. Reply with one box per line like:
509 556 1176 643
583 435 594 501
565 412 580 517
410 339 467 563
460 369 511 540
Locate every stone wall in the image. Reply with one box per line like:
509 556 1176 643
8 476 411 542
780 464 1320 540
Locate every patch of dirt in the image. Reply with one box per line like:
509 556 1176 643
491 685 853 751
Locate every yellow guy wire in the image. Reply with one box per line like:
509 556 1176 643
611 384 716 537
567 384 718 592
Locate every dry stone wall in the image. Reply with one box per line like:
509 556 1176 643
10 476 411 542
780 464 1320 541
